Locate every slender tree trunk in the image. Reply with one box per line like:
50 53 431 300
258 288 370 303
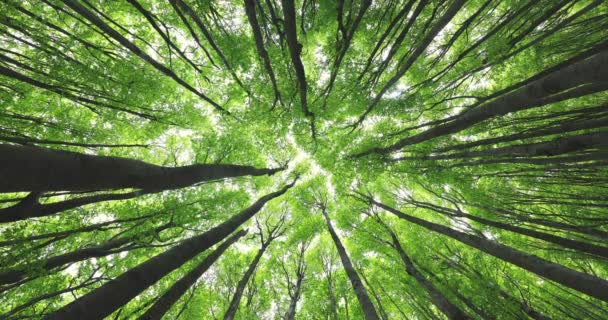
138 230 246 320
357 0 465 124
0 144 283 192
321 207 380 320
284 273 304 320
0 223 172 285
223 243 269 320
355 50 608 156
368 198 608 302
243 0 281 105
378 220 469 320
0 191 142 223
61 0 227 113
45 181 295 320
410 199 608 259
414 132 608 161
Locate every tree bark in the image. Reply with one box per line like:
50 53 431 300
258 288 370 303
0 191 142 223
369 198 608 302
321 206 380 320
45 181 295 320
281 0 312 118
138 229 247 320
0 144 283 192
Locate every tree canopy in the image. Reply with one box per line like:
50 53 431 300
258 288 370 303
0 0 607 319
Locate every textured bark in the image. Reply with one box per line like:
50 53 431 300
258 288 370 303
45 181 295 320
138 230 247 320
0 144 283 192
370 198 608 302
284 273 304 320
356 50 608 156
322 206 380 320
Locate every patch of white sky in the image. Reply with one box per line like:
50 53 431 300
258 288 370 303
314 45 330 86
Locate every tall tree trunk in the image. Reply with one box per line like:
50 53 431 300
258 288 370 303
0 144 283 192
61 0 227 114
368 198 608 302
138 230 247 320
376 219 469 320
321 206 380 320
409 198 608 259
284 272 304 320
281 0 312 118
45 181 295 320
223 243 270 320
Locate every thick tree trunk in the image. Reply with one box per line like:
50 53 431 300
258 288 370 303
369 198 608 302
223 243 269 320
378 220 469 320
45 181 295 320
356 50 608 156
138 230 247 320
322 207 380 320
0 144 282 192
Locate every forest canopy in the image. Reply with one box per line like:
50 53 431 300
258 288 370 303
0 0 607 319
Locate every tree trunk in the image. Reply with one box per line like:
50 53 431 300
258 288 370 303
223 243 269 320
138 230 246 320
322 207 380 320
378 220 469 320
45 181 295 320
356 50 608 156
281 0 311 118
0 144 282 192
284 273 304 320
410 198 608 259
369 198 608 302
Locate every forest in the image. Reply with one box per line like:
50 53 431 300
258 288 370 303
0 0 607 319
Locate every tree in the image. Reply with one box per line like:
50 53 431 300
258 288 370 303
1 1 607 319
